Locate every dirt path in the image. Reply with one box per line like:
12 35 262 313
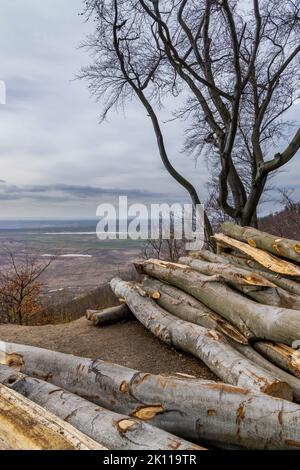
0 317 216 379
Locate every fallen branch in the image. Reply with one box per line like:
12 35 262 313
0 364 199 451
135 259 300 346
1 342 300 449
0 383 103 450
222 222 300 263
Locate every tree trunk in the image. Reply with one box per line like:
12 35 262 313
222 222 300 263
1 342 300 449
217 252 300 296
110 278 292 399
141 276 248 344
86 304 133 326
0 365 199 451
253 342 300 379
233 342 300 403
0 383 103 450
213 233 300 277
135 259 300 346
237 285 300 309
179 256 275 287
180 256 300 309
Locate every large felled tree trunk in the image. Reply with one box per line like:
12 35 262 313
221 222 300 263
141 277 248 344
110 278 292 399
2 342 300 449
204 251 300 296
179 256 300 309
213 233 300 277
0 365 199 451
231 342 300 403
135 259 300 346
179 256 275 287
253 342 300 379
0 383 103 450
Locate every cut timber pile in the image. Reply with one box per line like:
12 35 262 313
1 223 300 450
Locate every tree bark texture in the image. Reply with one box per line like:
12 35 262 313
1 342 300 449
0 365 199 451
221 222 300 263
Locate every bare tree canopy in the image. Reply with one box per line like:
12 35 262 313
81 0 300 233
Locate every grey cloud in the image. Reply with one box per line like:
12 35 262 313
0 183 167 201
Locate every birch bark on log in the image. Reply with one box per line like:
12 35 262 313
1 342 300 449
213 233 300 277
135 259 300 346
221 222 300 263
0 383 103 450
253 342 300 379
141 277 248 344
0 365 200 451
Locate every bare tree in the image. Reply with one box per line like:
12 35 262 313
80 0 300 235
0 248 52 325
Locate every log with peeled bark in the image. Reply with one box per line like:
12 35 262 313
0 383 103 450
179 256 275 287
141 277 248 344
221 222 300 263
253 342 300 379
110 278 292 399
0 365 200 451
135 259 300 346
86 304 133 326
1 343 300 449
213 233 300 277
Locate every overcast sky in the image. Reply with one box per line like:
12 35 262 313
0 0 299 219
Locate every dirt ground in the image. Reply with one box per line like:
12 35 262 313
0 317 216 379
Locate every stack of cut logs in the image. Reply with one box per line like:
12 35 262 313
1 223 300 450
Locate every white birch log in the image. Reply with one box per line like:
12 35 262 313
141 277 248 344
0 383 103 450
1 342 300 449
221 222 300 263
0 365 200 451
135 259 300 346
